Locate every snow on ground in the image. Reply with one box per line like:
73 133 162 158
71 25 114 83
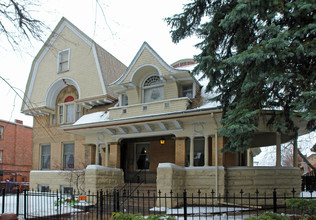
0 191 314 219
0 193 91 218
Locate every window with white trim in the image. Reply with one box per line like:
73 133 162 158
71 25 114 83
58 97 81 124
51 114 56 125
59 105 64 124
121 93 128 106
180 83 193 99
63 143 74 169
57 49 70 73
0 150 2 163
39 185 49 192
61 186 73 195
76 104 82 120
142 75 164 103
66 103 75 123
41 144 50 170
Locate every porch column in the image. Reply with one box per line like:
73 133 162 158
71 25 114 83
190 137 194 167
175 137 186 166
95 144 100 165
276 132 281 167
109 142 121 168
105 144 109 167
293 137 298 167
247 149 253 167
204 135 209 166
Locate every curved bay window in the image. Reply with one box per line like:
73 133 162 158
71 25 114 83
142 75 164 103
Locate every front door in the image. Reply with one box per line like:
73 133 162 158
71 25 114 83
135 143 150 170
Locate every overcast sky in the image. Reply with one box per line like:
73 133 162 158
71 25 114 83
0 0 199 127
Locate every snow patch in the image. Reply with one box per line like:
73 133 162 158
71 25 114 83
158 163 225 170
74 111 109 125
85 165 121 171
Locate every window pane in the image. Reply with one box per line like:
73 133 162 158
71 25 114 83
194 138 205 166
41 145 50 170
144 86 163 103
58 50 69 72
63 143 74 169
66 104 75 122
122 94 128 106
76 104 81 120
60 51 68 62
181 83 193 98
143 75 162 87
59 106 63 123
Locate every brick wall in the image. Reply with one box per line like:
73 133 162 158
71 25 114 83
0 120 32 182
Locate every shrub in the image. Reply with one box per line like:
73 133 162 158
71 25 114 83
286 198 316 219
111 212 176 220
245 212 289 220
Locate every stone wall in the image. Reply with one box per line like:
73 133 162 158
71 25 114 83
157 164 302 207
225 166 301 205
157 163 225 207
30 170 84 192
85 165 124 194
225 167 301 195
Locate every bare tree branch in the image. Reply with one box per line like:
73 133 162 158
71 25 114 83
0 0 48 51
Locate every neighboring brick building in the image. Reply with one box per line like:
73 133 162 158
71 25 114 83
0 119 32 182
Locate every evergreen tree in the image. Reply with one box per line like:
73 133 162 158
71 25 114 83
166 0 316 152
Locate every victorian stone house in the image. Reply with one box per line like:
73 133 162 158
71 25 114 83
22 17 309 197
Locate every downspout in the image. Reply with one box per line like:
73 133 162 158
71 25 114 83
211 113 219 196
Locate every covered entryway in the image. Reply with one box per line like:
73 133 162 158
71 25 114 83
120 135 175 183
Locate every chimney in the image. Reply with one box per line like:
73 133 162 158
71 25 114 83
15 120 23 125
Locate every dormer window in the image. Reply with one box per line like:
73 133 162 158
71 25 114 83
121 93 128 106
58 49 70 73
143 75 164 103
180 83 194 99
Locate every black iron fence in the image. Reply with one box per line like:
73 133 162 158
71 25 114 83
0 188 315 219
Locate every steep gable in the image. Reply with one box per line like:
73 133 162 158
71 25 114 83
22 17 126 115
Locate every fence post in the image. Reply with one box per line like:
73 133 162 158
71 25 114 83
16 187 20 216
273 188 277 213
24 190 27 219
96 190 99 220
2 188 5 214
116 190 120 212
100 189 104 220
183 189 187 220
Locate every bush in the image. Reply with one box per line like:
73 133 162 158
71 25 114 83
286 198 316 219
245 212 289 220
111 212 176 220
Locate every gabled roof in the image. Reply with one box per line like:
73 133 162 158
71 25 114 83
22 17 126 113
109 42 194 87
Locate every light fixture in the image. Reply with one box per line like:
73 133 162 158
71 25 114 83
160 138 166 145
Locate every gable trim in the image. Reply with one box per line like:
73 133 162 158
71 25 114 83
23 18 106 111
109 42 186 87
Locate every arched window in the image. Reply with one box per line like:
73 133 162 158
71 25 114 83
143 75 164 103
